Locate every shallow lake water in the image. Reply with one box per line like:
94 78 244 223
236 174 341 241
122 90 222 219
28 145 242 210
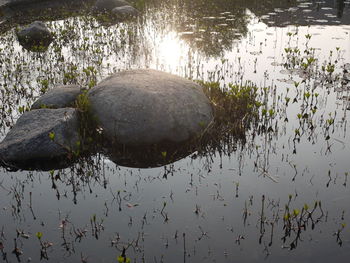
0 0 350 262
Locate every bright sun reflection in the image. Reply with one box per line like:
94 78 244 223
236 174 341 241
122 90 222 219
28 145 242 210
156 32 188 72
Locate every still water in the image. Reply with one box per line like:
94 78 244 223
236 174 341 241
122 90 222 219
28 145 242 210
0 0 350 262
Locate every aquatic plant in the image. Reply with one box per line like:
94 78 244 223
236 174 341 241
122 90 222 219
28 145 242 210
75 90 102 156
195 80 262 156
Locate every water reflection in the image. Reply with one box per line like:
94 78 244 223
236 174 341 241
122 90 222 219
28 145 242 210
156 32 185 69
257 0 350 26
0 0 350 262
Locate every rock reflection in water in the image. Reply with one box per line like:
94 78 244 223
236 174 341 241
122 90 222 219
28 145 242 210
1 142 194 171
105 142 194 169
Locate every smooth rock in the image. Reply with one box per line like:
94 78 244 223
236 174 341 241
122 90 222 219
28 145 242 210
94 0 130 12
112 5 139 17
0 108 80 170
1 0 45 7
88 69 213 146
0 1 94 36
31 85 82 109
17 21 53 51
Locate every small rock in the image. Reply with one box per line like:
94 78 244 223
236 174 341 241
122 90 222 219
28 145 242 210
31 85 82 109
1 0 42 7
94 0 131 12
88 69 213 146
112 5 139 17
0 108 80 170
17 21 53 52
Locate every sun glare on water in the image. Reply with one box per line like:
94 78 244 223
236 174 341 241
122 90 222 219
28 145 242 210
155 32 189 73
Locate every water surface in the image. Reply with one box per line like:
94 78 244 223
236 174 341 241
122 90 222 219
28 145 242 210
0 0 350 262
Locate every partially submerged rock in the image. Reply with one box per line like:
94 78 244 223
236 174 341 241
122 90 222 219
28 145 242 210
31 85 82 109
0 69 215 170
17 21 53 51
1 0 45 7
0 108 80 170
92 0 139 24
88 69 214 146
112 5 139 17
93 0 131 12
0 0 95 35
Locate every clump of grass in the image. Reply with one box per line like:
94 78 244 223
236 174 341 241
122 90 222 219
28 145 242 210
74 90 101 156
197 81 262 151
201 81 261 125
75 90 90 113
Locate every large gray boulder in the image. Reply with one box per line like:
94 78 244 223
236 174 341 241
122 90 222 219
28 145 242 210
0 108 80 170
31 85 82 109
17 21 53 51
94 0 130 12
88 69 213 146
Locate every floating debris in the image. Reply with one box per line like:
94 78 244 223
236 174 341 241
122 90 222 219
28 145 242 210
315 19 328 23
202 16 216 20
288 7 299 12
321 7 333 10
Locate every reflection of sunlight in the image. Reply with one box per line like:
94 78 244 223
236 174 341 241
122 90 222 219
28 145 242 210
156 32 187 72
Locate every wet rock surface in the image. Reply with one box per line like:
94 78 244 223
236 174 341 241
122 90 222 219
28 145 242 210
0 108 80 170
88 69 214 146
31 85 82 109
